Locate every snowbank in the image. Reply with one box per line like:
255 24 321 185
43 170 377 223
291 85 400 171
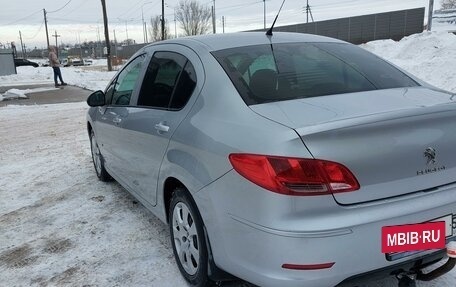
361 31 456 93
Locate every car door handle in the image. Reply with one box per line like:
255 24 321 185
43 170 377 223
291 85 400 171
113 117 122 124
155 122 170 133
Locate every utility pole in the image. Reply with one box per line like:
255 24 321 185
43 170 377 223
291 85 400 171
222 16 225 33
100 0 112 71
125 21 129 42
142 9 146 43
213 0 216 33
145 21 148 42
263 0 266 29
52 31 60 58
305 0 314 23
161 0 165 40
43 9 50 49
174 8 177 38
427 0 434 31
114 29 118 57
19 31 25 58
212 6 216 34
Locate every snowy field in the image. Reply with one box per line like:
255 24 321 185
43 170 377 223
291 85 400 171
1 31 456 286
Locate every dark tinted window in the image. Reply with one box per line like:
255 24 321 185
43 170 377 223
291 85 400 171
317 43 417 89
137 51 196 110
212 43 419 105
170 62 197 110
111 55 145 106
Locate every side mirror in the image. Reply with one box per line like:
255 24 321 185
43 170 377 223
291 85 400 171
87 90 106 107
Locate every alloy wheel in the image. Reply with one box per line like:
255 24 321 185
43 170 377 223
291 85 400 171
172 201 200 276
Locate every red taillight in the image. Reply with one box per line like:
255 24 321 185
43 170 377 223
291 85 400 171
229 154 359 196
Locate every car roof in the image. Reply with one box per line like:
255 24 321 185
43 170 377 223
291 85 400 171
148 32 345 52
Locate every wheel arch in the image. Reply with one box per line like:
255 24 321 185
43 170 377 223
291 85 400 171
163 177 187 224
164 177 236 282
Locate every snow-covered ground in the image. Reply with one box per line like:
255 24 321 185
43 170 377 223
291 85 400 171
0 103 188 286
1 31 456 286
0 65 116 92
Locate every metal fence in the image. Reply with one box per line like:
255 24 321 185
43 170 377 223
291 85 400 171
263 8 425 44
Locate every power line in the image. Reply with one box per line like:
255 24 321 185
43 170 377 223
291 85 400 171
217 1 262 11
47 16 103 24
23 20 45 40
47 0 73 14
62 0 91 17
4 9 42 25
115 0 150 19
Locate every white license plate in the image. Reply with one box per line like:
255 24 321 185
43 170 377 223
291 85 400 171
432 214 453 238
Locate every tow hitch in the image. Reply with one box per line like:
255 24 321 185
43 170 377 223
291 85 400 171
397 242 456 287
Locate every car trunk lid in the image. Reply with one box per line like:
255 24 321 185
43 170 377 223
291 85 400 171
250 87 456 204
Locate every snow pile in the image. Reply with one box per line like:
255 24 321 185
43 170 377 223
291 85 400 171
361 31 456 93
0 87 59 102
1 88 28 101
0 66 116 91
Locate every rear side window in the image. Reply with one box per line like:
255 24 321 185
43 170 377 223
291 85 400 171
212 43 418 105
137 51 196 110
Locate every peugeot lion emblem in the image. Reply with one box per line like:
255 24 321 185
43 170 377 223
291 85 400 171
424 147 436 165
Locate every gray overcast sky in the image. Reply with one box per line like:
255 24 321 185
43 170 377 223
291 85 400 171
0 0 438 49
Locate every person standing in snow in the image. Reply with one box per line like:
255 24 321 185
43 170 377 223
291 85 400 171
48 46 67 88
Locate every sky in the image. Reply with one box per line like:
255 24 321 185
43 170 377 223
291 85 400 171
0 0 442 50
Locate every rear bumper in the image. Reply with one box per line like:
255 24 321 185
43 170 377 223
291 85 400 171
194 170 456 287
337 249 447 286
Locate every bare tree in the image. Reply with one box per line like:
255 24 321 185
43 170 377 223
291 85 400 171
176 0 212 36
149 15 171 42
441 0 456 9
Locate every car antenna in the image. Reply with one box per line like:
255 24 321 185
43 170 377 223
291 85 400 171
266 0 286 36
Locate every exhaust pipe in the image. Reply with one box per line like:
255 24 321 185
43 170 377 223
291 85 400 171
415 241 456 281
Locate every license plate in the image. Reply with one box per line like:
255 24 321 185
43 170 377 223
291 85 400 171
381 214 453 254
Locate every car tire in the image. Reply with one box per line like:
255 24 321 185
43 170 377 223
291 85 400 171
170 188 212 287
90 130 111 182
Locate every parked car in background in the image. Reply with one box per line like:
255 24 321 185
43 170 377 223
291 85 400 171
86 32 456 287
84 58 93 66
14 58 39 67
71 57 84 66
62 57 84 67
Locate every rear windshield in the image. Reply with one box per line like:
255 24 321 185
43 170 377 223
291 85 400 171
212 42 419 105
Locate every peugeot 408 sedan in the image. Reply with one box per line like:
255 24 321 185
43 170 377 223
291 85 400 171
86 32 456 287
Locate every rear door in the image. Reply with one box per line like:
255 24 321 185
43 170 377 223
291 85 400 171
120 45 201 205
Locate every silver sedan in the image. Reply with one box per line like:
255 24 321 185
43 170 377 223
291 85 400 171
86 32 456 287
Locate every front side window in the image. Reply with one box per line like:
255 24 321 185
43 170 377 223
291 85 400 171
212 42 419 105
111 55 146 106
137 52 196 110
